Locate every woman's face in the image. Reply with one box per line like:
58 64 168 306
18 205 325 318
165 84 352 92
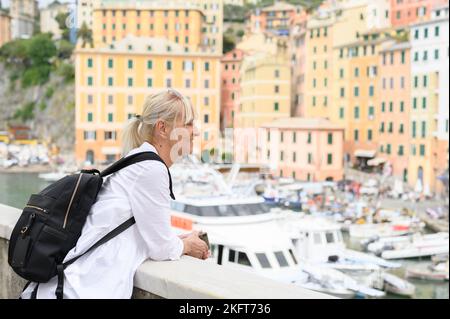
168 112 198 162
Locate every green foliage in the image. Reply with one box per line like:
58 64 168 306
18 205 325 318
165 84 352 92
13 102 36 122
223 33 236 54
45 86 55 99
28 33 57 65
236 29 245 37
39 101 47 111
55 12 71 41
57 63 75 83
57 39 75 59
66 101 75 111
22 65 52 88
77 22 93 48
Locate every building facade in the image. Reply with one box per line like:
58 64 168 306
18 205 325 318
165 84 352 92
246 1 297 36
40 0 69 39
75 36 221 164
0 8 11 46
409 5 449 194
77 0 101 29
378 41 411 181
390 0 448 27
259 117 344 181
10 0 38 39
220 48 243 130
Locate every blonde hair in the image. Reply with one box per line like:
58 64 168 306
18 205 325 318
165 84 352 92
121 89 195 155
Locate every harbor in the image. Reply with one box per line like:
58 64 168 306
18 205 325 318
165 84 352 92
0 158 448 299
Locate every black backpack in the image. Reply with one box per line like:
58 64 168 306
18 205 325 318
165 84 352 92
8 151 175 299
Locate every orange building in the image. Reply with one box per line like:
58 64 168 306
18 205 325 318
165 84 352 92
378 41 411 181
220 48 244 130
0 9 11 47
259 118 344 182
390 0 448 27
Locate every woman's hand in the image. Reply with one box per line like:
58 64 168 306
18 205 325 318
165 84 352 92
182 231 209 260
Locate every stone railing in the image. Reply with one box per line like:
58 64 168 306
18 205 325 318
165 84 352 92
0 203 334 299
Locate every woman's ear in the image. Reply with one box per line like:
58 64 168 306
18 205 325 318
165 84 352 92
156 120 168 139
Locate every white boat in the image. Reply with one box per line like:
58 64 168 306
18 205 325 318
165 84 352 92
169 195 353 298
406 260 449 281
348 220 422 239
383 273 415 297
366 232 449 259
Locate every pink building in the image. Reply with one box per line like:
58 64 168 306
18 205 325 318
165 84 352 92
260 118 344 182
390 0 449 27
378 41 411 181
220 48 244 130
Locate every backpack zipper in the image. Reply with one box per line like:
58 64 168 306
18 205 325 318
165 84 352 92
24 205 48 214
63 173 83 229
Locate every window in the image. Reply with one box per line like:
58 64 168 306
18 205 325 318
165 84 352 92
389 102 393 112
166 78 172 88
87 95 93 104
288 249 297 264
401 50 406 64
274 102 279 111
128 59 133 69
435 49 439 60
293 152 296 163
128 78 133 87
339 69 344 78
414 29 419 39
368 129 373 141
386 144 391 154
166 61 172 70
398 145 404 156
307 133 312 144
87 76 93 86
280 151 284 161
280 132 284 143
400 101 405 112
274 251 289 267
422 97 427 109
369 85 374 97
340 88 345 98
369 106 375 118
423 75 427 87
204 80 209 88
435 26 440 37
354 67 359 77
424 28 428 39
87 58 93 68
327 154 333 165
204 114 209 124
308 153 312 164
108 59 113 68
104 131 116 141
127 95 133 105
419 144 425 156
256 253 271 268
83 131 96 140
274 69 280 78
423 50 428 61
414 51 419 62
204 97 209 106
274 85 279 93
107 113 113 122
399 123 404 134
380 122 385 132
354 129 359 141
205 62 210 71
388 122 393 133
108 95 113 105
354 106 360 119
147 78 153 87
147 60 153 69
325 232 334 243
293 132 296 143
313 233 322 244
228 249 236 262
327 133 333 145
412 121 417 138
401 77 405 89
421 121 426 138
237 252 252 266
87 112 93 122
185 79 191 88
413 97 417 109
354 86 359 97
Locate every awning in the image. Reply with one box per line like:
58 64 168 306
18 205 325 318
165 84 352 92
354 149 376 158
367 157 386 166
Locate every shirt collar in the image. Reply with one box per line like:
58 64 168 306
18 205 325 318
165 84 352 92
126 141 159 157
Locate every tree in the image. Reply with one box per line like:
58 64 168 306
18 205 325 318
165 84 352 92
77 22 93 48
223 33 236 54
55 12 71 41
27 33 57 65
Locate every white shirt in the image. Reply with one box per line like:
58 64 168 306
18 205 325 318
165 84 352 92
22 142 184 299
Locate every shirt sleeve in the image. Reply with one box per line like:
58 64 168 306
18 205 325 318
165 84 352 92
128 161 184 261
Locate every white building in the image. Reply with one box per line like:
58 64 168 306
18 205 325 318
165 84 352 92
10 0 38 39
366 0 391 30
76 0 100 29
40 0 69 39
224 0 244 6
409 5 449 193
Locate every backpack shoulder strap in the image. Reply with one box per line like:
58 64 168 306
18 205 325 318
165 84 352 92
100 151 175 200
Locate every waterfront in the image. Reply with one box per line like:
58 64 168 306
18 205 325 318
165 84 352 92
0 172 448 299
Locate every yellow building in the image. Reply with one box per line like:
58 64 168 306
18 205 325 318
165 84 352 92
235 34 290 129
0 9 11 47
92 0 223 54
75 36 221 164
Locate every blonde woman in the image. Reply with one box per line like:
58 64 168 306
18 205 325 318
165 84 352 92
21 89 209 298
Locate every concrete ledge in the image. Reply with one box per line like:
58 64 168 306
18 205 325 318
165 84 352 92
0 203 334 299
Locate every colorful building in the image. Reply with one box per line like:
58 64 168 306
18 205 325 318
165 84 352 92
378 40 411 181
77 0 101 29
0 8 11 47
259 117 344 181
10 0 38 39
94 0 223 54
390 0 448 27
75 36 221 164
40 0 70 40
220 48 244 130
235 33 290 130
409 5 449 194
246 1 298 36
